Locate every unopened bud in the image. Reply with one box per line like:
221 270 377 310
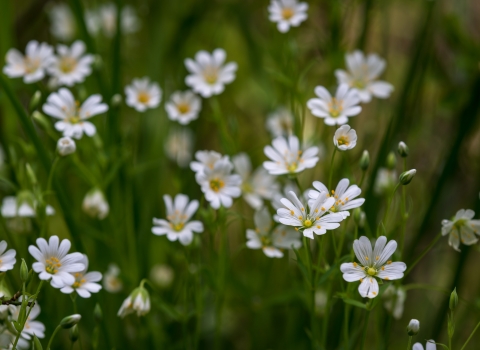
399 169 416 185
359 150 369 171
57 137 76 156
33 335 43 350
29 91 42 111
111 93 122 107
25 163 37 185
397 141 409 157
60 314 82 329
407 319 420 336
386 152 396 170
69 324 79 343
20 259 29 282
94 303 103 322
449 288 458 311
93 54 103 70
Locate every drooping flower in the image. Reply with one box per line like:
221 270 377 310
233 153 279 210
0 241 16 272
185 49 237 98
441 209 480 252
333 125 357 151
165 91 202 125
57 136 76 156
268 0 308 33
164 128 194 168
43 88 108 139
60 254 102 298
335 50 394 103
82 188 109 220
277 190 344 239
383 285 406 320
48 3 76 41
118 285 150 318
265 108 294 138
48 41 94 87
103 264 123 293
28 235 85 289
196 156 242 209
413 341 436 350
263 135 319 175
3 41 54 83
307 84 362 126
340 236 406 298
246 207 301 258
308 178 365 219
125 77 162 112
9 299 45 341
152 194 204 246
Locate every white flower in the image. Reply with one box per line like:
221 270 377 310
3 41 54 83
333 125 357 151
268 0 308 33
383 285 406 320
164 128 193 167
118 286 150 318
48 41 94 87
0 241 16 272
190 150 223 176
1 195 55 233
308 178 365 219
263 135 319 175
152 194 204 246
103 264 123 293
307 84 362 126
87 3 140 37
82 188 109 220
441 209 480 252
374 168 397 195
48 3 76 41
28 235 85 289
266 108 294 138
413 340 436 350
43 88 108 139
60 254 102 298
57 136 76 156
125 77 162 112
340 236 406 298
165 91 202 125
335 50 394 103
185 49 237 98
149 264 174 288
196 157 242 209
246 207 301 258
233 153 279 210
277 190 344 239
9 300 45 340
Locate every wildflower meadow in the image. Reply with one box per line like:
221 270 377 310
1 0 480 349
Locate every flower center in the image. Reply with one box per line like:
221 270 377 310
303 219 313 227
177 102 191 114
366 267 376 276
171 222 184 231
24 56 41 74
260 236 272 246
336 136 349 146
138 91 150 104
45 256 62 274
282 7 294 20
241 182 253 193
352 80 366 89
203 67 219 84
209 178 225 192
287 162 298 173
328 98 343 118
59 56 78 73
73 273 86 288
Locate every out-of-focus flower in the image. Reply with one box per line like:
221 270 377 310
1 195 55 233
307 84 362 126
308 178 365 219
57 136 76 156
86 3 140 37
374 168 397 196
190 150 223 176
185 49 237 98
149 264 174 288
335 50 394 103
277 191 344 239
152 194 204 246
118 285 150 318
268 0 308 33
383 285 406 320
125 77 162 112
164 128 193 168
28 235 85 289
43 88 108 139
82 188 109 220
196 156 242 209
413 340 436 350
48 3 76 41
165 91 202 125
60 254 102 298
340 236 406 298
333 125 357 151
246 207 301 258
9 299 45 341
3 41 54 83
233 153 279 210
441 209 480 252
48 41 94 87
266 108 294 138
263 135 319 175
0 241 16 272
103 264 123 293
407 319 420 336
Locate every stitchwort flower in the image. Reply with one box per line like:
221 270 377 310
268 0 308 33
441 209 480 251
60 254 102 298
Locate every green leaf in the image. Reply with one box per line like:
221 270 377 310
342 298 368 310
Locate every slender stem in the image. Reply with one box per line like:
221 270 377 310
328 147 338 190
406 336 412 350
294 176 303 194
460 321 480 350
359 170 366 188
382 182 400 229
360 310 370 350
400 158 407 259
405 232 442 277
46 325 62 350
302 236 315 349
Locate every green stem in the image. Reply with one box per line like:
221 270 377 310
400 158 407 259
13 281 44 349
460 321 480 350
328 148 338 190
303 236 315 348
405 232 442 277
406 336 412 350
382 182 400 230
360 310 370 350
46 325 62 350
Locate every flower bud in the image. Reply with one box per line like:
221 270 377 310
20 259 29 282
92 54 103 70
359 150 369 171
407 319 420 336
82 188 109 220
25 163 38 185
60 314 82 329
117 285 151 318
33 335 43 350
69 324 79 343
29 91 42 111
57 137 76 156
111 93 122 107
386 152 396 170
94 303 103 323
353 208 366 228
399 169 416 185
449 288 458 311
397 141 409 157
